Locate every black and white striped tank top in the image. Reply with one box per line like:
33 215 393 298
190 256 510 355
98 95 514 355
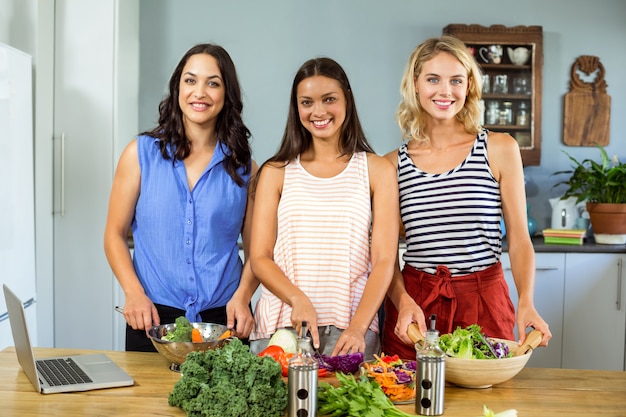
398 130 502 276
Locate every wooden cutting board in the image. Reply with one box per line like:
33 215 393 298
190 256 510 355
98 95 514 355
563 55 610 146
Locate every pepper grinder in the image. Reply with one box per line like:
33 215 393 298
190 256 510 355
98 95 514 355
416 314 445 416
288 322 318 417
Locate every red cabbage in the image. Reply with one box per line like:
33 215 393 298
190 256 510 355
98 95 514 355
393 368 413 384
316 352 364 374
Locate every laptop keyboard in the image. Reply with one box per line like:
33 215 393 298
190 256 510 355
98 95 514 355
37 358 93 386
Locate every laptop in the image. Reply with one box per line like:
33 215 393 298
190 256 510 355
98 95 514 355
3 284 134 394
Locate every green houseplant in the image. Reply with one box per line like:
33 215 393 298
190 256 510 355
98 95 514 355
554 145 626 243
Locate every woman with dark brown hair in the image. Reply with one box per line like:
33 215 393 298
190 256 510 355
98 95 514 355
249 57 399 360
104 44 258 351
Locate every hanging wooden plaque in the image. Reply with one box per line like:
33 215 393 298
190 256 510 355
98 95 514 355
563 55 610 146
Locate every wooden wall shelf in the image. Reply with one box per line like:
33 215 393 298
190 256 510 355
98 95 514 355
443 24 543 166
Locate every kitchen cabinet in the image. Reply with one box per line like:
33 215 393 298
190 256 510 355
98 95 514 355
501 252 565 368
53 0 138 350
562 253 626 371
443 24 543 166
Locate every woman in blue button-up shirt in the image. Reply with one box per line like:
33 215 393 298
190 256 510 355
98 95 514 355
104 44 258 351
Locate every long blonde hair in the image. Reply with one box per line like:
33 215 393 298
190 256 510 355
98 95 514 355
396 35 484 144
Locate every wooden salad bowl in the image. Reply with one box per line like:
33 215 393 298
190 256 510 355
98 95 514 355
408 325 543 389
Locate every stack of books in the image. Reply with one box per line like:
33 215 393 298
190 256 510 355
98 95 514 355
542 228 587 245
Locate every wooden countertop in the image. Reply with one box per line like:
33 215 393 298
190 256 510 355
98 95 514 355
1 347 625 416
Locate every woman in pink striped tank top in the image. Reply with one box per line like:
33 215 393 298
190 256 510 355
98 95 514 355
249 58 399 360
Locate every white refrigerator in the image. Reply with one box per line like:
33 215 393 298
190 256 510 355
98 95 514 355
0 43 37 350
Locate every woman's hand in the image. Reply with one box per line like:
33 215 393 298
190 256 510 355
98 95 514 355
122 292 160 332
516 302 552 347
290 295 319 347
226 293 255 338
331 327 366 356
394 297 427 345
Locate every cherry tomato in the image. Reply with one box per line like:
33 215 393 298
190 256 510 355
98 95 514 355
381 354 400 363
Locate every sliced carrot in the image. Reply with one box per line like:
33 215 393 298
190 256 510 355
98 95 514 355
363 355 415 402
191 328 203 343
218 329 233 340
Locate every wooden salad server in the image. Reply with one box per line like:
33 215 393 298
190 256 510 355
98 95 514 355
407 322 425 345
511 329 543 357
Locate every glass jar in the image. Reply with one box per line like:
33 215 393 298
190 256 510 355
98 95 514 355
485 101 500 125
478 100 485 125
499 101 513 125
513 76 531 95
516 102 529 126
492 74 508 94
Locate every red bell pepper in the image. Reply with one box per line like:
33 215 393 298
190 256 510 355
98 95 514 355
258 345 293 376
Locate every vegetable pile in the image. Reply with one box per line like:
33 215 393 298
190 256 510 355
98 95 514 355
439 324 511 359
317 372 414 417
162 316 194 342
258 344 331 377
168 338 287 417
360 354 416 403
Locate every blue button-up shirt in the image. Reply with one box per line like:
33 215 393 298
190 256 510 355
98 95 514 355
132 135 249 322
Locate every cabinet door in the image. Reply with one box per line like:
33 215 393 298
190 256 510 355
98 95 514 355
53 0 138 350
563 253 626 370
501 252 565 368
53 0 116 349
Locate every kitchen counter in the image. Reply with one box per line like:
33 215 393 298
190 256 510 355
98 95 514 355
507 236 626 253
399 236 626 254
1 347 625 416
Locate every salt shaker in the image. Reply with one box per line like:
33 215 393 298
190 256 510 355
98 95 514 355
288 322 318 417
416 314 445 416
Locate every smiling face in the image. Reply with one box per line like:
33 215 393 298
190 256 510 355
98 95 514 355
178 53 225 130
296 75 346 143
414 51 469 122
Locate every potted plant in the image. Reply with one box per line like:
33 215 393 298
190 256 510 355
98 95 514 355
553 145 626 243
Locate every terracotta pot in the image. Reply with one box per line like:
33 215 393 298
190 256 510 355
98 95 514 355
586 203 626 235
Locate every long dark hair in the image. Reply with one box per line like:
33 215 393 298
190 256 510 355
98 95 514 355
266 57 374 166
141 44 251 186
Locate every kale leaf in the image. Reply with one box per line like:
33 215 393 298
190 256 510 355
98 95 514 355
168 338 287 417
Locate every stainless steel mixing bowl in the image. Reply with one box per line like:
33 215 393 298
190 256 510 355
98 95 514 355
148 322 230 371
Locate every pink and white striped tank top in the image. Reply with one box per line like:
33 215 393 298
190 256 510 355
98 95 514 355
251 151 376 339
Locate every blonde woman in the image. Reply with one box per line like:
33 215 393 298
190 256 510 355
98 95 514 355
382 36 551 359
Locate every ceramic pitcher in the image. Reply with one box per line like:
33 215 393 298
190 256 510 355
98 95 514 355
549 197 580 229
507 47 530 65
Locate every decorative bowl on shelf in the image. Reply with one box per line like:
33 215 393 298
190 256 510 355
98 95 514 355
444 338 532 389
148 322 231 371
